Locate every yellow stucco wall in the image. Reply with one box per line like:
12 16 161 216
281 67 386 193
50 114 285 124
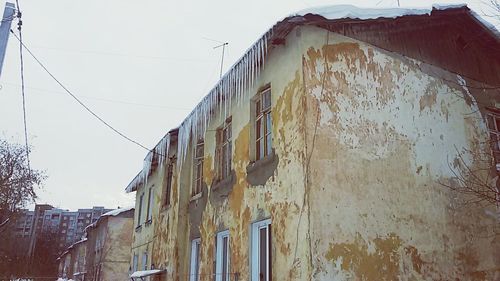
148 25 499 281
131 164 166 274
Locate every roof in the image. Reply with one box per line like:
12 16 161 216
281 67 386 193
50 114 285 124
125 4 499 188
101 206 134 217
84 207 134 232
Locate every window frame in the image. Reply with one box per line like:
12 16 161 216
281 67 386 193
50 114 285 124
146 186 154 223
255 87 272 161
190 238 201 281
142 251 148 271
192 139 205 198
486 110 500 171
251 219 272 281
164 162 174 207
132 254 138 272
215 230 230 281
216 118 232 181
137 193 144 227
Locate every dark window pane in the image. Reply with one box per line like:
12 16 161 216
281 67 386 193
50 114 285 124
259 227 267 281
222 236 228 281
496 117 500 132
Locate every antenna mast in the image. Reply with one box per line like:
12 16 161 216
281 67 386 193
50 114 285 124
214 42 228 79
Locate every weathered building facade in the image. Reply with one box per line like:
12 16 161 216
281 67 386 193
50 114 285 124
85 207 134 281
127 5 500 281
56 207 134 281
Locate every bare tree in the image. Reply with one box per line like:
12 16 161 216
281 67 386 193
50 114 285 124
440 145 499 207
482 0 500 23
0 138 46 229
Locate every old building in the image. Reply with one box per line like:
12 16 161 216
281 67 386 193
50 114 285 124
56 237 88 281
127 128 178 280
84 207 134 281
126 4 500 281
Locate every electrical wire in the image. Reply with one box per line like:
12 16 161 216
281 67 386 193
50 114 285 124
9 30 152 153
15 0 30 171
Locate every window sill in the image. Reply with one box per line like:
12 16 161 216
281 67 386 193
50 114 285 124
190 193 202 202
135 225 142 232
247 151 276 174
246 150 278 186
161 204 172 212
212 173 234 191
145 219 152 226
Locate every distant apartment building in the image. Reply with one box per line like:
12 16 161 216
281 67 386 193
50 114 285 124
14 209 34 239
23 204 113 257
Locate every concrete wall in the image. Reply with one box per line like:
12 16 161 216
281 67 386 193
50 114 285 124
149 24 499 281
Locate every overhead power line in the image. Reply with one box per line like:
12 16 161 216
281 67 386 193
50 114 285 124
9 29 151 152
15 0 30 171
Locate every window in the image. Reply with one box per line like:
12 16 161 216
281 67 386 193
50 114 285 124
142 252 148 271
192 140 204 197
146 187 154 222
137 193 144 227
164 163 174 206
216 118 232 181
255 87 272 161
251 219 272 281
486 110 500 171
132 254 138 272
190 238 201 281
216 230 230 281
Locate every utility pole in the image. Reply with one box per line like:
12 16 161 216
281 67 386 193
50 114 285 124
0 2 15 78
214 42 228 79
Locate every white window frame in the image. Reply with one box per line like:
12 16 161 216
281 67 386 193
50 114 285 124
132 253 138 272
146 186 154 222
251 219 271 281
190 238 201 281
215 230 230 281
142 251 148 270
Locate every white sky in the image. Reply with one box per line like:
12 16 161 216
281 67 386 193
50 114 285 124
0 0 496 210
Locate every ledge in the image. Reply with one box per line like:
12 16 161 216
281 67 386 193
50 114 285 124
246 150 279 186
135 225 142 232
212 172 235 191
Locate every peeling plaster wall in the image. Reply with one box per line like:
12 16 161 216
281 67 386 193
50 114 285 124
101 216 134 281
131 168 164 274
154 24 313 281
301 26 500 280
150 24 500 281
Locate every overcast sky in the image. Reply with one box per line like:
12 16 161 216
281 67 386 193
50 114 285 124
0 0 496 211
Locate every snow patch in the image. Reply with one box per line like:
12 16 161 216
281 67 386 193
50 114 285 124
101 206 134 217
295 4 433 20
130 269 164 278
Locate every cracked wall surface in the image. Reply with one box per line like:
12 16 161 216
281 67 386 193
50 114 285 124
150 25 499 281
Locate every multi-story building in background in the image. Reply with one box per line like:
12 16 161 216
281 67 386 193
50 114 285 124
14 209 34 239
21 205 113 257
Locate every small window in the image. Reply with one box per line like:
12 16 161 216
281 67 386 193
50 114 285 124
216 230 230 281
216 118 232 181
137 193 144 227
142 252 148 271
164 163 174 207
146 187 154 222
486 111 500 171
251 219 272 281
192 139 204 197
190 238 201 281
132 254 138 272
255 87 272 161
